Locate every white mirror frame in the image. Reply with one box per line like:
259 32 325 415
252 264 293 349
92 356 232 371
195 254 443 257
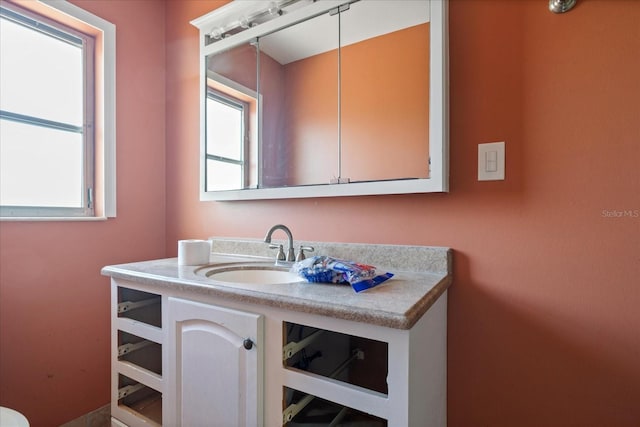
192 0 448 201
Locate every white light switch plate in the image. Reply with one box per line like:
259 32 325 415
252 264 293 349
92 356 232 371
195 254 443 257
478 141 505 181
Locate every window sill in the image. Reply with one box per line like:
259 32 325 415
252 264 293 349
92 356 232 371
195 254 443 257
0 216 109 222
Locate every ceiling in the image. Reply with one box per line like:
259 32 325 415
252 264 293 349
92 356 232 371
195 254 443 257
258 0 430 65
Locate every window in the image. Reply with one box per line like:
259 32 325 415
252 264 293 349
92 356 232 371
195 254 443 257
0 0 115 219
205 90 250 192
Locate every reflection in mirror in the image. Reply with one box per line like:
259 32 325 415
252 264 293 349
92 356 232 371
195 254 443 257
206 42 258 191
255 1 429 187
258 10 339 187
341 1 429 182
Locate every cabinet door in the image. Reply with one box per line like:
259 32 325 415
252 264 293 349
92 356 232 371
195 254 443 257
167 297 263 427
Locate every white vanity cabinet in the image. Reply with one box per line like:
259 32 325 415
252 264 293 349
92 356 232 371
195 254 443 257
110 280 264 427
109 278 447 427
165 297 263 427
273 295 447 426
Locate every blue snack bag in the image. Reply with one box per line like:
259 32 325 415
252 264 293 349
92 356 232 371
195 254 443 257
291 256 393 293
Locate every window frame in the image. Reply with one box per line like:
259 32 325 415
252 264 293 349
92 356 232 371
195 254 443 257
205 88 251 192
0 0 115 221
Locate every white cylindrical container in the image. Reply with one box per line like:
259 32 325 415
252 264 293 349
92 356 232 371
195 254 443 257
177 239 211 266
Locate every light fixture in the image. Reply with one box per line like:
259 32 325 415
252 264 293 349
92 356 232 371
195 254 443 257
210 27 223 40
549 0 577 14
267 2 282 17
206 0 306 44
239 15 251 29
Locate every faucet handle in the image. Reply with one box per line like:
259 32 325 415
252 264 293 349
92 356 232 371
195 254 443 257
295 246 315 262
269 244 286 261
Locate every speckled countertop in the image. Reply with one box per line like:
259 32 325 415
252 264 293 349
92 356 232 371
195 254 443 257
101 238 452 330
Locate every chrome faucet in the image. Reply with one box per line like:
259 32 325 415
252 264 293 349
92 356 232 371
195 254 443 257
264 224 295 262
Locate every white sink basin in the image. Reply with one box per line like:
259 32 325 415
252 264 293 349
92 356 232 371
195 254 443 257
198 264 302 285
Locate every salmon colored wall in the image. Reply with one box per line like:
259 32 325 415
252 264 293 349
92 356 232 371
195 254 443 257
0 1 166 425
167 1 639 426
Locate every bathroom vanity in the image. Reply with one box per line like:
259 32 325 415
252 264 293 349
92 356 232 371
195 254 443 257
102 239 451 427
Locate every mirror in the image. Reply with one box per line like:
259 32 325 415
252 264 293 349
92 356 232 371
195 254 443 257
258 10 340 188
205 42 258 191
193 0 448 200
340 1 430 183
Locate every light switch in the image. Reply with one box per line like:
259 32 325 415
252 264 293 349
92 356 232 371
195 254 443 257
485 150 498 172
478 141 505 181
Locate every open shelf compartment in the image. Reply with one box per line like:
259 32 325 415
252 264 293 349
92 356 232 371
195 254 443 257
117 287 162 328
117 373 162 426
283 386 387 426
118 330 162 376
283 321 388 395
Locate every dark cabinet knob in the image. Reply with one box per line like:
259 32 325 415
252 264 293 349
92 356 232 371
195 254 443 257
243 338 254 350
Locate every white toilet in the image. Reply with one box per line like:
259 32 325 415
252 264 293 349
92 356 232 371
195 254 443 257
0 407 29 427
